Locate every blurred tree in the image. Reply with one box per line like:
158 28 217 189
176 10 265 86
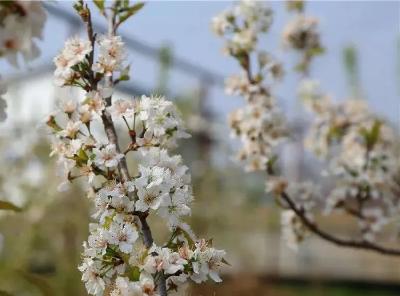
342 44 362 99
155 44 173 95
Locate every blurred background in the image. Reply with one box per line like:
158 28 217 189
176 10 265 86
0 1 399 295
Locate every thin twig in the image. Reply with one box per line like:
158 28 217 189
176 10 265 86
281 191 400 256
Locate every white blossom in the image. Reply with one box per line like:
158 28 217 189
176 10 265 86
111 277 142 296
78 258 106 296
190 240 226 283
54 37 92 86
282 15 321 52
143 245 187 275
134 165 171 212
92 35 126 76
57 120 82 139
93 143 124 169
109 99 135 118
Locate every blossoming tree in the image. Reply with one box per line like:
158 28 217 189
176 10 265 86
212 0 400 256
46 1 226 295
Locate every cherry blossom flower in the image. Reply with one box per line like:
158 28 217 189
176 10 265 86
92 35 126 76
93 144 124 169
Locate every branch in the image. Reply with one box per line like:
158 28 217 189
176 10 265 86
281 191 400 256
97 2 167 294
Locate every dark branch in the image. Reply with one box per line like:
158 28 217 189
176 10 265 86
281 191 400 256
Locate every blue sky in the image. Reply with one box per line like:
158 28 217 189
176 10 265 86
3 1 399 125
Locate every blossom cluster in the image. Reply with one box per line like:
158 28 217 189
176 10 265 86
299 80 400 242
215 0 400 252
53 32 129 88
211 0 273 56
49 84 226 296
282 3 323 72
212 0 287 172
47 3 226 295
279 1 400 247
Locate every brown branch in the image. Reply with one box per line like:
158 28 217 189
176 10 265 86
281 191 400 256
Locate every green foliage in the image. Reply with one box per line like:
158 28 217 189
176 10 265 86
73 0 89 22
343 45 361 98
360 120 381 150
309 46 325 57
118 2 145 24
128 266 140 281
286 0 305 13
119 65 131 82
93 0 105 13
156 45 173 94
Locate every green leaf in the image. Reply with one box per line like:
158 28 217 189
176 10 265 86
294 61 307 73
0 290 14 296
119 2 145 24
369 120 381 148
266 155 278 174
360 120 381 150
309 46 325 57
77 148 89 162
177 227 195 249
286 0 304 12
73 1 84 14
0 201 22 212
119 65 131 82
122 0 130 8
128 266 140 281
93 0 105 12
327 126 344 143
46 115 62 132
103 215 113 230
105 246 118 257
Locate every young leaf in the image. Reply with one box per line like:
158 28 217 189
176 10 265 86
118 65 131 82
93 0 105 13
128 266 140 281
361 120 381 150
369 120 381 149
78 148 89 162
119 2 145 24
176 227 195 248
0 200 22 212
